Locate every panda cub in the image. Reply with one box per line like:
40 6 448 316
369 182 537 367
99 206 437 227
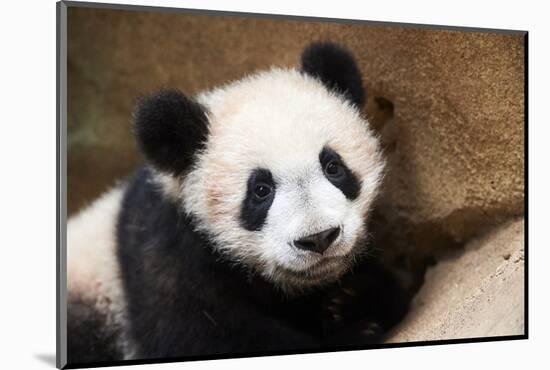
67 42 409 365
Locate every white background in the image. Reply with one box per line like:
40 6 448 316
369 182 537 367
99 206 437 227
0 0 546 368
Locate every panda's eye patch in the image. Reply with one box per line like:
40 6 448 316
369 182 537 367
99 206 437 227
319 146 361 200
254 184 272 199
324 160 344 178
240 168 276 231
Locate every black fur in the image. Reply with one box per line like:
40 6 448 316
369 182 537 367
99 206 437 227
240 168 276 231
67 296 123 365
319 146 361 200
321 261 411 345
113 167 409 360
133 89 209 175
301 42 365 108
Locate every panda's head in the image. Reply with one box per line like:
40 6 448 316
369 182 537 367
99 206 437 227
134 42 384 293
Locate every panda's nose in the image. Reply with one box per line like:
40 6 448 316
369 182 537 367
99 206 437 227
293 227 341 254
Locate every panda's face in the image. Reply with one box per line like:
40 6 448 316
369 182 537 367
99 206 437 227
179 69 384 292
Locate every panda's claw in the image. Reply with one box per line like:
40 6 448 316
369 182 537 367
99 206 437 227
331 297 343 304
361 322 382 337
342 287 357 297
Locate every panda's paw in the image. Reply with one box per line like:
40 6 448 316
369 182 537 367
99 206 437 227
323 287 358 322
320 275 389 346
322 291 380 345
322 317 384 346
323 277 373 324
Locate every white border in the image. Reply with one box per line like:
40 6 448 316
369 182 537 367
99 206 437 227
1 0 546 368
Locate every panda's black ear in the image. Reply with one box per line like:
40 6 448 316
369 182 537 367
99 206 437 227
301 42 365 108
133 89 208 175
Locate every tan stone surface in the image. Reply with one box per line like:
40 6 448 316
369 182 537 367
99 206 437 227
386 219 525 343
67 7 525 256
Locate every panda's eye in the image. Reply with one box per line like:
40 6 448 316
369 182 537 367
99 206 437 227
254 184 272 199
324 160 344 178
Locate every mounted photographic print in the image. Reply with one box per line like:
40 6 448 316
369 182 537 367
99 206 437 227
56 1 527 368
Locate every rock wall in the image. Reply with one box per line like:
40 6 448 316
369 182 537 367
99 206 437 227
386 219 525 342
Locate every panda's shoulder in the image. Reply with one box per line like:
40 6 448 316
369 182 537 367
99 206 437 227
119 166 160 212
117 166 183 240
116 166 246 288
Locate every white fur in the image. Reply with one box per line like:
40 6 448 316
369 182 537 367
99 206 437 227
179 68 385 292
67 186 135 356
67 186 125 308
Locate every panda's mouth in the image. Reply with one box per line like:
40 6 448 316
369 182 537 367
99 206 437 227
279 256 348 281
269 247 362 292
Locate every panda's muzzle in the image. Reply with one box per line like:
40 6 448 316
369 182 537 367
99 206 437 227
293 227 341 254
